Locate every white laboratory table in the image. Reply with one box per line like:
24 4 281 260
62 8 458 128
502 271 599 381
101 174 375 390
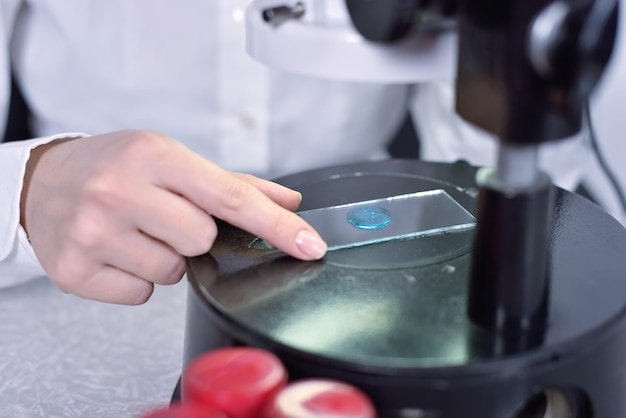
0 276 188 418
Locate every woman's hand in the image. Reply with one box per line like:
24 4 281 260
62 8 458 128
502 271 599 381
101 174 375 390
20 130 326 304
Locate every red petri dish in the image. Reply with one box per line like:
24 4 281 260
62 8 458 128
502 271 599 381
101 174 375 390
262 379 377 418
182 347 288 418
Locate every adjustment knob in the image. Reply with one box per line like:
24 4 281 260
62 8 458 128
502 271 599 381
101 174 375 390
346 0 420 42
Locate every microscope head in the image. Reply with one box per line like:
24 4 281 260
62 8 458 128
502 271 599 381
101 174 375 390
247 0 619 144
245 0 457 82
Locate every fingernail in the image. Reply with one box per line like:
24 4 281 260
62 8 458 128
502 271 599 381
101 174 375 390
293 191 303 209
295 230 327 259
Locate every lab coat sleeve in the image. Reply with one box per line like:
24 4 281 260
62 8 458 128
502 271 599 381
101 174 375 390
0 0 31 287
0 1 88 288
0 134 87 288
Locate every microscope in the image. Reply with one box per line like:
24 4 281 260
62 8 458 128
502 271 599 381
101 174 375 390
183 1 626 416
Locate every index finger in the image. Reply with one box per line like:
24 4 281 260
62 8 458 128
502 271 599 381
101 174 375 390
157 148 327 260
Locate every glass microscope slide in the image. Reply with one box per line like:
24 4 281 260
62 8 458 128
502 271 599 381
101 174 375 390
297 189 476 251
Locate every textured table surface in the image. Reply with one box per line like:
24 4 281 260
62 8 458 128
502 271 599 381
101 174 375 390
0 276 187 418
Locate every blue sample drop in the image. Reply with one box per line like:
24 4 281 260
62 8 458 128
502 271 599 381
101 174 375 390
347 206 392 230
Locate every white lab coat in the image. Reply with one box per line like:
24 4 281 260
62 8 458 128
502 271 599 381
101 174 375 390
0 0 621 288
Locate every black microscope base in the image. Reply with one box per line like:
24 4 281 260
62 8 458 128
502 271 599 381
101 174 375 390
183 160 626 417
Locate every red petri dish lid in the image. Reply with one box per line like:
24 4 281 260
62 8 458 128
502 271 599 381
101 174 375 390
182 347 288 417
263 379 377 418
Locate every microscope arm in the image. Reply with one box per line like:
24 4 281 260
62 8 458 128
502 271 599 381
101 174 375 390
458 0 618 335
347 0 619 336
